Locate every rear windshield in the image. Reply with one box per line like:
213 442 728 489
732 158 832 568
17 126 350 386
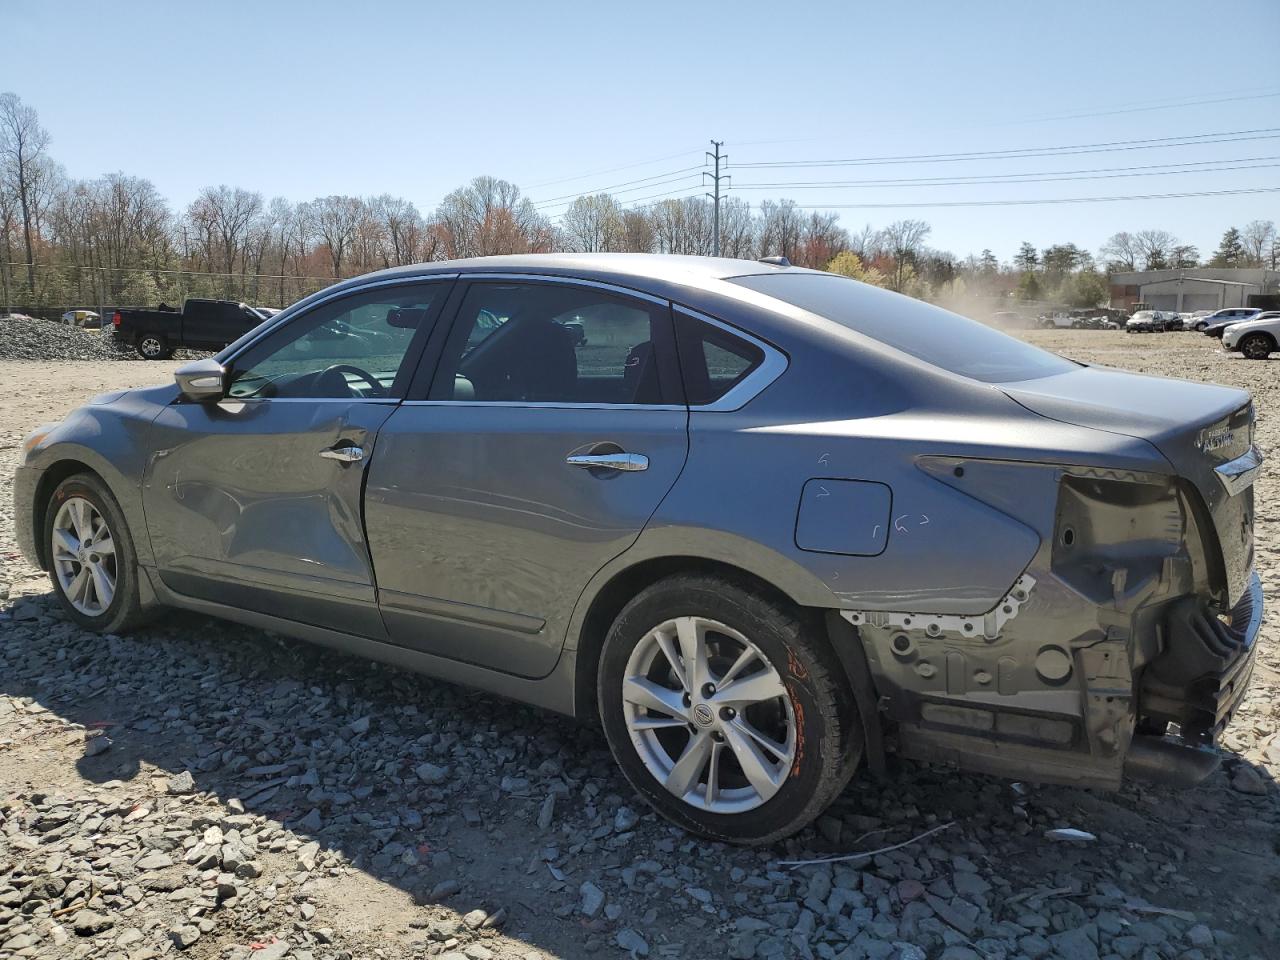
731 272 1076 383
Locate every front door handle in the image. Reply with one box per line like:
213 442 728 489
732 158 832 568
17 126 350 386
320 444 364 463
565 452 648 472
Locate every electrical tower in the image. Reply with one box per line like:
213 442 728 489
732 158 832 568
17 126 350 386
705 140 729 256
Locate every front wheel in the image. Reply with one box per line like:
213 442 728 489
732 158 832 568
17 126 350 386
598 575 862 845
137 335 172 360
1239 333 1273 360
44 473 148 633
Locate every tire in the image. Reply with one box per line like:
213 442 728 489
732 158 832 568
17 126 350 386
1239 333 1273 360
597 574 862 845
137 335 172 360
43 473 148 634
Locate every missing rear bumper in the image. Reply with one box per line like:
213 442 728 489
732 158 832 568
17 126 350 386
1139 571 1263 744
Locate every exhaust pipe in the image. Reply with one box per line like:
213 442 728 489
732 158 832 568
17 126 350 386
1124 735 1220 788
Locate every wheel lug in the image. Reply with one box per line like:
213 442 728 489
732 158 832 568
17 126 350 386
719 706 736 721
712 731 725 743
682 693 692 707
701 683 716 698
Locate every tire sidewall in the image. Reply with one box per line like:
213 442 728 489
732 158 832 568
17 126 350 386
138 336 167 359
1241 334 1270 359
44 475 140 633
598 578 858 845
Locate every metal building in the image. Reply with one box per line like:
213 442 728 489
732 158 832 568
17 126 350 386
1109 268 1279 312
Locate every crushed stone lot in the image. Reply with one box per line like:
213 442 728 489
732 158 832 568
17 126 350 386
0 330 1277 960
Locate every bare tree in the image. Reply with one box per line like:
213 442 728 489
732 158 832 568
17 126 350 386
1241 220 1276 267
879 219 932 292
435 176 549 258
186 185 264 294
1132 229 1178 270
371 194 425 266
848 223 881 261
307 195 363 279
560 193 624 252
717 198 756 259
650 197 713 255
757 200 804 262
620 208 655 253
0 92 51 293
1100 231 1140 271
797 211 848 270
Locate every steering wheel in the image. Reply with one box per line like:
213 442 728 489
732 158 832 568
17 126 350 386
318 363 386 398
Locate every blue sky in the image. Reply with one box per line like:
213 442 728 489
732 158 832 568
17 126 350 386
4 0 1279 263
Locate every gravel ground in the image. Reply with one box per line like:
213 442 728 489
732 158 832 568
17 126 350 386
0 315 210 363
0 333 1277 960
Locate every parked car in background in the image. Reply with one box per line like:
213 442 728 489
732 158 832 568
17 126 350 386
1222 311 1280 359
15 254 1263 843
1200 307 1262 337
112 298 267 359
1126 310 1173 332
61 309 101 328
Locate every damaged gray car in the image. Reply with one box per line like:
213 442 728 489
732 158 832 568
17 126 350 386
14 254 1264 844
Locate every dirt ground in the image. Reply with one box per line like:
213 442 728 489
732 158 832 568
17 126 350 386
0 332 1277 960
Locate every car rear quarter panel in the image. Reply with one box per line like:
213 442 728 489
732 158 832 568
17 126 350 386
624 290 1168 613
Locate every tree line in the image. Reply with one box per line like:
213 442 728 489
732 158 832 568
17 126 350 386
1 91 1275 314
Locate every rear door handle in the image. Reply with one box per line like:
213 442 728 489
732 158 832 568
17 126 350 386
565 452 648 472
320 444 364 463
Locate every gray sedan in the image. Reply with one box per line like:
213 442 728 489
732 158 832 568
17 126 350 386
14 255 1264 843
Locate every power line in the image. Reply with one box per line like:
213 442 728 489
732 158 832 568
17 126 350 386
729 127 1280 170
535 172 705 210
547 184 709 223
730 157 1280 190
781 185 1280 210
531 166 704 208
523 149 702 189
1001 89 1280 125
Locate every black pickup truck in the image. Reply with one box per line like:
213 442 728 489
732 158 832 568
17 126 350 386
112 298 268 359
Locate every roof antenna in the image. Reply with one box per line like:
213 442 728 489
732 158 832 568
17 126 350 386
758 256 791 267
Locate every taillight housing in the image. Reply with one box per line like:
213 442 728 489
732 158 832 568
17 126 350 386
112 310 122 327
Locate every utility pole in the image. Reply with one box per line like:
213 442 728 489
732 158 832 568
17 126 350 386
705 140 728 257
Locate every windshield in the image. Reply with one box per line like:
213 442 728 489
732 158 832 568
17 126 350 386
730 272 1076 383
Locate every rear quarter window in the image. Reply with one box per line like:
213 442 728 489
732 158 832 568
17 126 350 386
674 312 765 405
730 272 1076 384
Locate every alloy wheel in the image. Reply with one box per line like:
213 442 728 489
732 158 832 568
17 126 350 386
621 616 796 814
140 337 163 358
51 496 117 616
1242 336 1270 360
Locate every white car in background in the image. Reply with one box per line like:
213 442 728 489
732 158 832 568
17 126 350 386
1222 311 1280 359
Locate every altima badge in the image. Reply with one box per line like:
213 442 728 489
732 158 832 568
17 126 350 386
1197 426 1234 453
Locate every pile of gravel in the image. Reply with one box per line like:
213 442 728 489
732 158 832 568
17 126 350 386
0 314 130 361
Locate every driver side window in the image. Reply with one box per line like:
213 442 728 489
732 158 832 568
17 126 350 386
227 282 445 399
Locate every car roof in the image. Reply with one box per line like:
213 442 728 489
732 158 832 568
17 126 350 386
343 253 802 287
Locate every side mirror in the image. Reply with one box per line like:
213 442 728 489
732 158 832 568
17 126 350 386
175 357 227 402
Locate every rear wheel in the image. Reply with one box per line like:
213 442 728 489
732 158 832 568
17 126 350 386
44 473 148 634
137 335 172 360
1239 333 1273 360
598 575 862 845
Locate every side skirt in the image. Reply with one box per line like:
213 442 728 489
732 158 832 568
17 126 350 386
141 567 579 718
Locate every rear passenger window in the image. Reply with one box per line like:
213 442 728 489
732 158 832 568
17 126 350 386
431 282 675 405
675 312 765 405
